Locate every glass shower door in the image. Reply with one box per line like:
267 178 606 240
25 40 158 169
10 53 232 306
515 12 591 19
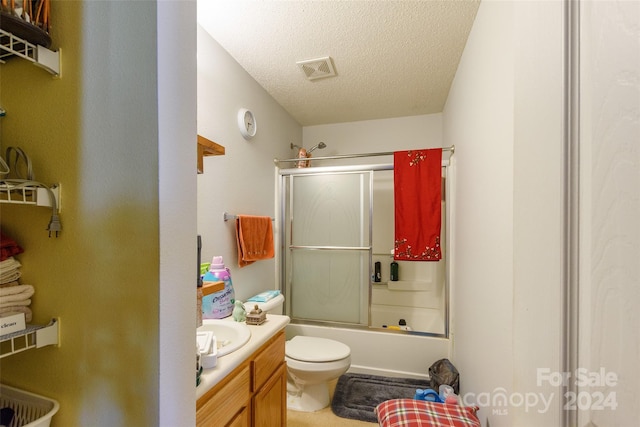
285 171 371 325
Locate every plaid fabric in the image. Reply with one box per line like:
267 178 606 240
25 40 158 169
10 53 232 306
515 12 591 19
375 399 480 427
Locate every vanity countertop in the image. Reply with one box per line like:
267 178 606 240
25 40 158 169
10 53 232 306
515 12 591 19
196 314 290 400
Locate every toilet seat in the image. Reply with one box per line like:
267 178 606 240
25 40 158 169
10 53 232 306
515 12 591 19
285 336 350 362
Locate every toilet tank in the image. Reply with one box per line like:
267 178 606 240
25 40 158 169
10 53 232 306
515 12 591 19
243 292 284 315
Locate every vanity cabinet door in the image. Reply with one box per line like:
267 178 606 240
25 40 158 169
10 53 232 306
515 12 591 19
252 363 287 427
227 406 250 427
197 364 251 427
252 332 285 392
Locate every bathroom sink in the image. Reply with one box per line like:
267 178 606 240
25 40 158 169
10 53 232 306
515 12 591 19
197 319 251 357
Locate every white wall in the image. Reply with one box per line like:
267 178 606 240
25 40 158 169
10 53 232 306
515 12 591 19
443 1 564 426
443 2 515 425
158 2 197 425
303 114 442 164
579 1 640 425
512 1 564 425
196 26 302 302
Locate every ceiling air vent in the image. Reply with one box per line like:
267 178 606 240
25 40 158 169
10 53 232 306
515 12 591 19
296 57 337 81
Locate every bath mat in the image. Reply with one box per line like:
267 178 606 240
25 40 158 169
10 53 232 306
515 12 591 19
331 373 429 423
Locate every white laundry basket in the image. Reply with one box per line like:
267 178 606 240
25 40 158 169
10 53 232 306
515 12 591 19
0 384 59 427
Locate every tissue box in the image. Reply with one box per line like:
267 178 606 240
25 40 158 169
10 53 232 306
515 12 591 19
1 312 26 336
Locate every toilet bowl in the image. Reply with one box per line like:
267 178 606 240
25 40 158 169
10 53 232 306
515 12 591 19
285 335 351 412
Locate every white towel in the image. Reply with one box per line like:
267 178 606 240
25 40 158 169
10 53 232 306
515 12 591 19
0 306 32 322
1 270 21 284
0 257 22 284
0 299 31 309
0 284 34 304
0 280 19 288
0 257 21 272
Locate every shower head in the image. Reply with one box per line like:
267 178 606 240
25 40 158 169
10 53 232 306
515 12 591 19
307 142 327 153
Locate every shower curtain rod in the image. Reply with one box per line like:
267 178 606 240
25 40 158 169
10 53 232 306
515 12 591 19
273 145 454 165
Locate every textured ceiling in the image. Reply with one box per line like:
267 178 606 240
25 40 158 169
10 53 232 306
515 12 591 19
198 1 480 127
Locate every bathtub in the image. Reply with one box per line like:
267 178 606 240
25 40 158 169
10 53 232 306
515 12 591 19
370 280 445 334
370 302 444 334
285 322 452 380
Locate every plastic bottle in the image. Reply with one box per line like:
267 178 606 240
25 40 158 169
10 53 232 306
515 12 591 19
201 256 235 319
414 388 442 402
374 262 381 282
439 384 460 404
390 261 399 281
398 318 412 331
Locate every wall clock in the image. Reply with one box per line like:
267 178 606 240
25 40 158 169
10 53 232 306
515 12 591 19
237 108 257 140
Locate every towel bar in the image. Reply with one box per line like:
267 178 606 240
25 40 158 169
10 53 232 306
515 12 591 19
223 212 275 222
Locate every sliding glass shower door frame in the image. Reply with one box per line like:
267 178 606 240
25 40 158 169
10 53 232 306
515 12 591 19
279 165 376 327
277 161 451 338
278 164 383 328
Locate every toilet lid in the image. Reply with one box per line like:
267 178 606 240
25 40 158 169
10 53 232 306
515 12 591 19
286 336 351 362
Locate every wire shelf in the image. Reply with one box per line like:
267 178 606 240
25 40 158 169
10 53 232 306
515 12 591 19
0 180 60 208
0 319 59 359
0 27 60 76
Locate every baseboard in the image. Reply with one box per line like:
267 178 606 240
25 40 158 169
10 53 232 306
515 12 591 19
347 364 429 380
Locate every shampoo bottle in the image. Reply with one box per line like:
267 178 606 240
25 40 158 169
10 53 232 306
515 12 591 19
374 262 381 282
390 261 399 281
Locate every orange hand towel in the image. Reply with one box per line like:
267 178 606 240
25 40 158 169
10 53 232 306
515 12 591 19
235 215 275 268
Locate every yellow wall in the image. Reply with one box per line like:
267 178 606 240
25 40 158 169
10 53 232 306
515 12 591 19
1 2 160 425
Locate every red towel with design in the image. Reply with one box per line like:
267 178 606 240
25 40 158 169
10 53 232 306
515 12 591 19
394 148 442 261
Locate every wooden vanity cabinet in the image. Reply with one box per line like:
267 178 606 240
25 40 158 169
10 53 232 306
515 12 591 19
252 332 286 427
196 330 287 427
253 363 286 427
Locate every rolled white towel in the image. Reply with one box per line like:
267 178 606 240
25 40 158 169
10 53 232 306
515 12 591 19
0 298 31 309
0 284 34 308
0 269 21 285
0 257 22 284
0 280 19 288
0 257 21 273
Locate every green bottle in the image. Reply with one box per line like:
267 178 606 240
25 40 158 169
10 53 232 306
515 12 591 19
390 261 399 281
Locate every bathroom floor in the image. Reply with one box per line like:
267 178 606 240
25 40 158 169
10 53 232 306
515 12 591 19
287 379 377 426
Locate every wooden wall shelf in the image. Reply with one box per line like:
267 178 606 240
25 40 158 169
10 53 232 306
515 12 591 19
197 135 225 174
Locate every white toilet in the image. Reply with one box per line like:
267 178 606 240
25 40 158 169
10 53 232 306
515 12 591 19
243 291 352 412
285 335 351 412
242 292 286 314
